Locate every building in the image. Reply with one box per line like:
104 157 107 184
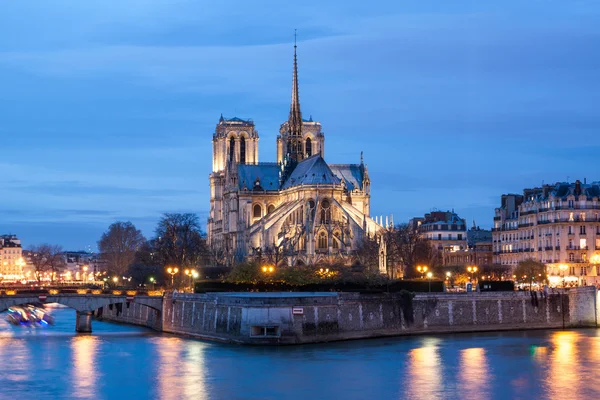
0 235 24 280
410 211 468 266
493 180 600 286
207 43 383 267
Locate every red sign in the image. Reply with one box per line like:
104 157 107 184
39 294 47 302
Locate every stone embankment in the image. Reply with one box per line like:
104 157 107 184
97 287 599 344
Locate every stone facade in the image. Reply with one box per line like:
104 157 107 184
493 180 600 286
0 235 23 279
207 44 383 267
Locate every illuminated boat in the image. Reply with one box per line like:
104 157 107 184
6 304 54 326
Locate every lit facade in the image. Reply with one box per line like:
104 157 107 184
207 44 382 267
0 235 24 280
493 180 600 285
410 211 468 266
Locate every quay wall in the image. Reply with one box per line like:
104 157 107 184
96 301 162 331
97 287 598 344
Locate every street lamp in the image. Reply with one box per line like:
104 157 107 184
427 272 433 292
112 276 118 287
184 269 197 290
417 265 428 279
559 264 568 288
166 267 179 288
261 265 275 273
149 277 156 290
467 265 478 282
445 271 451 289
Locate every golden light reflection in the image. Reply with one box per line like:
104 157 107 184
545 331 580 399
404 338 442 399
458 348 489 400
72 336 100 399
155 337 208 400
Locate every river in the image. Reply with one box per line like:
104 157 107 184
0 306 598 399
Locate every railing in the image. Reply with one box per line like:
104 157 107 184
0 288 164 296
566 246 589 250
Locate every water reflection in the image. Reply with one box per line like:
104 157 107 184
404 338 442 399
458 348 489 400
155 337 207 400
546 331 580 399
71 336 100 399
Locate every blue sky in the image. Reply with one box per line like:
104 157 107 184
1 1 600 250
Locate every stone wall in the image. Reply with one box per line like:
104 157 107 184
97 287 598 344
96 301 162 331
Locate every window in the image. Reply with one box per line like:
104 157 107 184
320 199 331 224
333 238 339 249
251 326 280 337
267 204 275 214
240 136 246 164
305 137 312 157
580 226 586 235
318 232 327 249
568 226 573 234
458 234 462 240
569 253 575 262
580 238 587 249
438 234 442 240
229 137 235 161
253 204 262 219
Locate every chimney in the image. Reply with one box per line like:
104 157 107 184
575 180 582 196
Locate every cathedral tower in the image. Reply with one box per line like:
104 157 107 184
277 38 325 165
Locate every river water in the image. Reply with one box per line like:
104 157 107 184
0 306 598 399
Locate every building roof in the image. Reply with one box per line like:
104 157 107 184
329 164 364 191
237 163 280 191
281 155 341 190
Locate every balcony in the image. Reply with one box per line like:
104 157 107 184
555 246 561 250
566 246 589 250
545 246 554 251
518 223 534 228
537 220 551 225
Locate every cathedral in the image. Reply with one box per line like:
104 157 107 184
207 42 384 267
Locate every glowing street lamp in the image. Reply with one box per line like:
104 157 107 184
467 265 478 282
184 269 198 290
166 267 179 288
559 264 568 288
427 271 433 292
417 265 428 279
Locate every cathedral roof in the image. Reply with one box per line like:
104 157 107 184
329 164 364 191
237 163 280 191
281 155 341 189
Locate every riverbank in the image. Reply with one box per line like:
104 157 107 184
95 286 598 344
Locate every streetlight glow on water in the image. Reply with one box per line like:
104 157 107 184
0 307 599 399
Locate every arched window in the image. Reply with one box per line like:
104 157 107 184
333 237 339 249
305 137 312 157
229 137 235 162
253 204 262 219
318 232 327 249
287 140 292 155
240 137 246 164
320 199 331 224
267 204 275 214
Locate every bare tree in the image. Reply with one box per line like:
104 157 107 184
386 224 441 279
29 244 65 281
154 213 208 269
98 221 146 276
515 258 547 289
354 235 380 272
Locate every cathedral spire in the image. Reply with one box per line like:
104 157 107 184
288 29 302 138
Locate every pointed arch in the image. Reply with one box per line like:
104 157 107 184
305 137 312 157
240 136 246 164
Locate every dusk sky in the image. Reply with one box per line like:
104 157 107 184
1 1 599 250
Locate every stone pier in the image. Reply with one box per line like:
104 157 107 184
76 311 93 333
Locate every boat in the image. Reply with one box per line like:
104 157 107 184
6 304 55 326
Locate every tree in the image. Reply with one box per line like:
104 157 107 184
385 224 441 279
98 221 146 276
29 244 65 281
154 213 208 270
354 235 380 272
514 259 547 289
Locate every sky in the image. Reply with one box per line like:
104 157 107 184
1 0 600 250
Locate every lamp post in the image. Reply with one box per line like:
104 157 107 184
427 272 433 292
467 265 478 282
184 269 197 291
149 277 156 290
112 276 118 287
445 271 451 290
167 267 179 288
416 265 428 279
559 264 568 288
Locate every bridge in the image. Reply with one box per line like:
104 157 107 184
0 288 164 333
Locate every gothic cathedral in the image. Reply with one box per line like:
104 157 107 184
207 43 383 267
